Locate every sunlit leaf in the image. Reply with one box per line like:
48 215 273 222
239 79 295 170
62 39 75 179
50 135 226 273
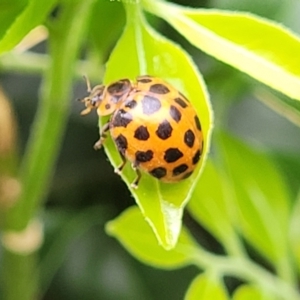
185 273 229 300
106 206 199 269
142 0 300 101
101 2 212 249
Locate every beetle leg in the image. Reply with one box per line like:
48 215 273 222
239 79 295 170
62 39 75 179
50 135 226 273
130 162 141 189
94 122 110 150
114 152 127 174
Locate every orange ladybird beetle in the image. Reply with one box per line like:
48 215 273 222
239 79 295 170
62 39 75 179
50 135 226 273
80 75 204 188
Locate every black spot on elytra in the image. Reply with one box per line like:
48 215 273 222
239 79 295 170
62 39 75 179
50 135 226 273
172 164 188 176
107 79 130 95
125 99 137 109
164 148 183 163
179 92 188 100
182 171 193 179
192 149 201 165
184 129 195 148
150 167 167 179
114 134 128 155
174 97 188 108
137 77 152 83
194 115 202 131
170 105 181 123
142 95 161 115
135 150 153 163
105 103 111 110
156 120 173 140
112 109 132 128
149 83 170 94
107 80 131 103
134 126 150 141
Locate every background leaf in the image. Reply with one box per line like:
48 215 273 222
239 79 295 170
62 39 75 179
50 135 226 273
188 160 243 256
254 88 300 128
216 132 293 280
0 0 58 55
88 0 125 64
289 191 300 274
233 284 280 300
142 0 300 101
106 206 199 269
0 0 28 41
185 273 229 300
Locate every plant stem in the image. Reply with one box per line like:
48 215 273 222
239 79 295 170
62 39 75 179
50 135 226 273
2 250 38 300
5 0 95 231
2 0 95 299
0 52 103 80
191 249 300 300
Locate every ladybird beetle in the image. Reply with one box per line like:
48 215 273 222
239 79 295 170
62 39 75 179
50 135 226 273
80 75 204 188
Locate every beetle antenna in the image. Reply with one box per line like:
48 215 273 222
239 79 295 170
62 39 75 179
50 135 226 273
83 75 92 93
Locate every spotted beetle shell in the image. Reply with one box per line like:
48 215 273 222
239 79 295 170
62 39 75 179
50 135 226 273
108 75 204 182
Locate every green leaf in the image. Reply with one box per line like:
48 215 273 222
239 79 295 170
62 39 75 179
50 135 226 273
0 0 58 55
101 2 212 249
106 206 199 269
233 284 279 300
0 0 28 41
254 88 300 128
289 191 300 274
88 0 125 63
217 132 292 277
188 160 243 256
185 273 229 300
211 0 284 18
273 153 300 198
142 0 300 101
